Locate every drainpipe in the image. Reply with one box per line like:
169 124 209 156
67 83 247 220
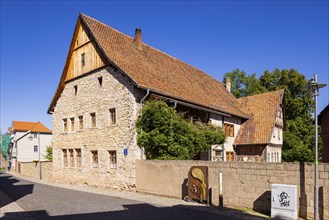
139 89 149 160
140 89 150 116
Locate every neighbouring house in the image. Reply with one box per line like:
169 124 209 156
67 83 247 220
8 121 52 172
48 13 284 189
319 104 329 163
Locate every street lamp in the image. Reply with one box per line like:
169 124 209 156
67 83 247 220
301 73 327 220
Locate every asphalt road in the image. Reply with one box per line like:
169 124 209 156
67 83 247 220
0 174 236 220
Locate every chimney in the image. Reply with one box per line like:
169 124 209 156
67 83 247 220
134 28 142 50
226 77 231 93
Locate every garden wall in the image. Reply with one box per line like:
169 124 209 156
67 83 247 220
136 160 329 219
19 161 52 181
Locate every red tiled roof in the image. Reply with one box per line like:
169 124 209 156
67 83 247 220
11 121 52 133
234 90 284 145
48 13 248 118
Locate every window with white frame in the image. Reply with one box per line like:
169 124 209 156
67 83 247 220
108 150 117 168
34 145 38 152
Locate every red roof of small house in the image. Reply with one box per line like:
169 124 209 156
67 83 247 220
234 90 284 145
10 121 52 133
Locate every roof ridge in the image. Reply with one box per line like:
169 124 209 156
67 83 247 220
238 89 284 100
81 13 226 88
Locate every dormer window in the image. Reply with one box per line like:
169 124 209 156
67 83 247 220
81 53 85 67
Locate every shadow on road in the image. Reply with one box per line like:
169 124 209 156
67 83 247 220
2 204 268 220
0 174 34 208
1 174 268 220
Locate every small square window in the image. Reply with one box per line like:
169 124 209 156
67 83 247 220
109 108 116 125
98 77 103 87
90 113 96 128
34 133 38 138
34 145 38 152
91 150 98 168
108 150 117 168
224 123 234 137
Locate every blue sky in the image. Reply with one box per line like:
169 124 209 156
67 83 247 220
1 1 328 132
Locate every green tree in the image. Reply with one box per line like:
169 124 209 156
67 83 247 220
223 68 267 98
136 100 226 160
45 146 53 161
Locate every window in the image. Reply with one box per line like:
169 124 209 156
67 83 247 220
91 151 98 168
75 149 81 167
271 152 274 163
214 150 222 157
78 116 83 130
278 130 281 140
34 145 38 152
98 77 103 87
81 53 85 67
267 153 270 162
226 151 234 161
108 150 117 168
63 149 68 167
90 113 96 128
224 123 234 137
109 108 116 125
70 117 75 131
63 119 67 132
69 149 74 167
74 85 78 96
276 152 279 163
34 133 37 138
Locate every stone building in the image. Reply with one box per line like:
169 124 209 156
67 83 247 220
48 13 284 189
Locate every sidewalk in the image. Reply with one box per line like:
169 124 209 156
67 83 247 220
1 172 269 220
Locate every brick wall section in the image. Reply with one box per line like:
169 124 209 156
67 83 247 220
19 161 52 181
136 160 329 220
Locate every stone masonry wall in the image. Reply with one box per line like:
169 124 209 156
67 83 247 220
136 160 329 220
19 161 52 181
52 66 143 189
